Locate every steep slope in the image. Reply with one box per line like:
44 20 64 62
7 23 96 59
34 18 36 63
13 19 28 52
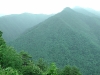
0 13 52 42
10 7 100 75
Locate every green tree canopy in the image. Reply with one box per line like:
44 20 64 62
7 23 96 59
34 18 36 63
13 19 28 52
62 65 82 75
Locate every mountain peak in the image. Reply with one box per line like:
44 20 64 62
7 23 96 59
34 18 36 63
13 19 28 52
63 7 72 11
61 7 75 13
63 7 71 10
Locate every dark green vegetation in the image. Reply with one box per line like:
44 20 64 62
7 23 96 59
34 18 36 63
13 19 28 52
0 13 52 42
0 31 82 75
9 7 100 75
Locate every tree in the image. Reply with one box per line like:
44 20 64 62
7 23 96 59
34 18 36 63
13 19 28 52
0 31 6 66
0 31 22 69
21 64 42 75
0 65 22 75
62 65 72 75
1 47 22 69
62 65 82 75
36 58 47 71
0 31 5 46
20 51 32 66
71 66 82 75
44 63 58 75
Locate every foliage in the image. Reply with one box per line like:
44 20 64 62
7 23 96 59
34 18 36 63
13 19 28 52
36 58 47 71
62 65 82 75
20 51 32 66
43 63 58 75
0 65 22 75
0 31 82 75
0 31 22 70
20 51 43 75
22 64 42 75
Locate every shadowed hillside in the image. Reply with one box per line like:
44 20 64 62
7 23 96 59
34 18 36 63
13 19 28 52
0 13 52 42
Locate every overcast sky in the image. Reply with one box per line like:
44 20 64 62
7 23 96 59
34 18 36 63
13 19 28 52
0 0 100 15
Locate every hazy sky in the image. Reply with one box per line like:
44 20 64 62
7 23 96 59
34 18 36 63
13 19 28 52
0 0 100 15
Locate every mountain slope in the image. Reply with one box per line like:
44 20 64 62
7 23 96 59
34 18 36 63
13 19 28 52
85 8 100 17
0 13 52 42
10 7 100 75
73 7 96 17
73 6 100 17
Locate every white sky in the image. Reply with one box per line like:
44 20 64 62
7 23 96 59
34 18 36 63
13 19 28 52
0 0 100 15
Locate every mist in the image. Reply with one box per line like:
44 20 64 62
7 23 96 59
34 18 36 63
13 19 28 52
0 0 100 15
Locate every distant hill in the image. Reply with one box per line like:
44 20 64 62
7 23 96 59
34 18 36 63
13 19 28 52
9 7 100 75
85 8 100 16
73 7 97 17
0 13 52 42
73 6 100 17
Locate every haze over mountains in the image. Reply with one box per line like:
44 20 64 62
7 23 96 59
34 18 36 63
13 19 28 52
73 6 100 17
0 13 52 42
7 7 100 75
0 14 4 17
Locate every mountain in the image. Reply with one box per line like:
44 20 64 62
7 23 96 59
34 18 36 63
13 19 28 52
9 7 100 75
85 8 100 16
73 6 100 17
0 13 52 42
73 7 96 17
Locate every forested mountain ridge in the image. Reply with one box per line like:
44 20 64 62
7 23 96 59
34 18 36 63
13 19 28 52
0 13 52 42
9 7 100 75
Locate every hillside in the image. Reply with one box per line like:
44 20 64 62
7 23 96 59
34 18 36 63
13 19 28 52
9 7 100 75
0 30 82 75
0 13 52 42
73 6 100 17
85 8 100 17
73 7 97 17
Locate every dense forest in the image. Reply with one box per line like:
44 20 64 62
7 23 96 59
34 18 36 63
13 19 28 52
0 31 82 75
9 7 100 75
1 7 100 75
